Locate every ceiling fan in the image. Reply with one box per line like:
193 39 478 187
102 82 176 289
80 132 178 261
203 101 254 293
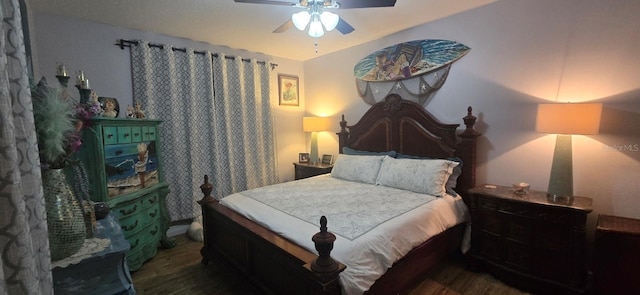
234 0 397 37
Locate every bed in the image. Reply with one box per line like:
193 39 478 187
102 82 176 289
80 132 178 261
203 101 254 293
197 94 481 294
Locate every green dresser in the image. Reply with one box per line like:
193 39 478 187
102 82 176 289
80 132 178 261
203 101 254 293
77 118 173 271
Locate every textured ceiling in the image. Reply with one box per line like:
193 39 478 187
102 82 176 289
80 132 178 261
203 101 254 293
26 0 497 61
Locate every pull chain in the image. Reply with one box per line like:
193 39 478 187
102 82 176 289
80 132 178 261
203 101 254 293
315 39 319 54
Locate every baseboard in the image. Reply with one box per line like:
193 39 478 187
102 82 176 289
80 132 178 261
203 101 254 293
167 224 190 237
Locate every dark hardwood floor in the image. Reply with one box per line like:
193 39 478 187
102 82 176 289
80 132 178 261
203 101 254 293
131 234 528 295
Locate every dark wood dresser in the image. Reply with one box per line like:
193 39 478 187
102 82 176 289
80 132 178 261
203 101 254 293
468 185 592 294
293 162 333 180
593 214 640 295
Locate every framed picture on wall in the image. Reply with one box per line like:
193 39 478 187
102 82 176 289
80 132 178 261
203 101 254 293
278 74 299 106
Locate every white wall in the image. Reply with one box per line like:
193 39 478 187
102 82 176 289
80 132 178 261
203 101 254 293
30 13 306 183
304 0 640 234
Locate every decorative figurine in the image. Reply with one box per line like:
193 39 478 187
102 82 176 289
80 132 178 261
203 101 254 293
126 105 135 118
102 97 118 118
134 101 146 119
89 91 103 117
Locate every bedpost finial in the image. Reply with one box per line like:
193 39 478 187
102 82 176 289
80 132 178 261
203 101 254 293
311 216 339 274
198 174 214 204
320 215 328 232
461 106 481 138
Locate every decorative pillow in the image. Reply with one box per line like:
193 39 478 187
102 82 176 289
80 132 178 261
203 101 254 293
375 156 459 196
342 146 397 157
396 153 463 196
331 154 386 184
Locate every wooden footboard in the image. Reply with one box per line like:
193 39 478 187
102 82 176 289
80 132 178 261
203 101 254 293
198 176 345 295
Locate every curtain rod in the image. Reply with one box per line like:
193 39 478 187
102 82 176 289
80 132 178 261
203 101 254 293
115 39 278 70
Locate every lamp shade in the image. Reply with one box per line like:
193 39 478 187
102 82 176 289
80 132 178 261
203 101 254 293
536 103 602 135
320 11 339 31
303 117 333 132
292 11 311 30
307 18 324 38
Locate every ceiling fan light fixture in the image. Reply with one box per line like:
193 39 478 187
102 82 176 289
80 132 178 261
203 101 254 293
320 11 339 31
307 18 325 37
292 11 311 30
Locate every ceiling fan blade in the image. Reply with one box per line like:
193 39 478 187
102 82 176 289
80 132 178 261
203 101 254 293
335 18 355 34
337 0 396 9
234 0 296 6
273 19 294 33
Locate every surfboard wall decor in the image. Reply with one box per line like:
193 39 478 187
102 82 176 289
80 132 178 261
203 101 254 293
354 39 470 82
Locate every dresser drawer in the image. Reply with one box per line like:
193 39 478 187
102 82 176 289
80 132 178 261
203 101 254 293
117 126 133 143
503 214 532 243
477 232 501 260
119 205 161 238
103 126 119 145
503 240 532 271
534 225 568 251
114 192 159 217
124 224 162 271
142 126 157 141
478 210 502 235
131 126 143 142
126 224 162 253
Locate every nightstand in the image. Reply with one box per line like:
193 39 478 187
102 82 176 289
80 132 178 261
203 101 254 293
468 185 592 294
593 214 640 295
293 162 333 180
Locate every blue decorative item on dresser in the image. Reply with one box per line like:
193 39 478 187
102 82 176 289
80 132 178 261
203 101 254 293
76 117 174 271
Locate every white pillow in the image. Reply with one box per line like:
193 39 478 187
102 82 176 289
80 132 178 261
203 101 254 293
376 156 459 196
331 154 386 184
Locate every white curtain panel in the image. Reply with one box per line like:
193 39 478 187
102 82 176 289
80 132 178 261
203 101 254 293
130 41 277 221
0 0 54 293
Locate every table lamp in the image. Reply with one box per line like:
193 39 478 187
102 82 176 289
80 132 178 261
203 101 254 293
536 103 602 200
303 116 333 165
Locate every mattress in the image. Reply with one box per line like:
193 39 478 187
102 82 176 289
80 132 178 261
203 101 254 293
220 174 469 295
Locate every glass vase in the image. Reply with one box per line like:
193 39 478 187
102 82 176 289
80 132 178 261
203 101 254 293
42 168 86 261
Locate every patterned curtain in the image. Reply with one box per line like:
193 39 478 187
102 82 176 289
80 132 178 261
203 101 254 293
210 54 278 198
0 0 54 294
130 41 277 221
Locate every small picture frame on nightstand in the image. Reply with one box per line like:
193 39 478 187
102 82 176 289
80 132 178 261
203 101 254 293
321 154 333 165
299 153 310 163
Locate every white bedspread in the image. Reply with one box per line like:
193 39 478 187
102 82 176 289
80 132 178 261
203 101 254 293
220 174 469 295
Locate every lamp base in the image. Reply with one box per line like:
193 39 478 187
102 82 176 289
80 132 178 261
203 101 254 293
309 132 319 166
547 134 574 198
546 193 574 205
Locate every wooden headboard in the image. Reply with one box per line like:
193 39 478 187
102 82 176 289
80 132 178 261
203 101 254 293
337 94 481 200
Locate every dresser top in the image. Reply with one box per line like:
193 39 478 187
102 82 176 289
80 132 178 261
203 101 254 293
293 162 333 169
469 185 593 212
597 214 640 235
